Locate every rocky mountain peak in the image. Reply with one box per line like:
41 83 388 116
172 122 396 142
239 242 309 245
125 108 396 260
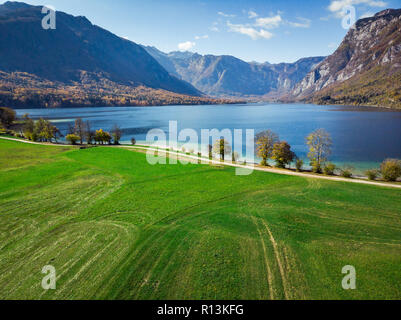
290 7 401 108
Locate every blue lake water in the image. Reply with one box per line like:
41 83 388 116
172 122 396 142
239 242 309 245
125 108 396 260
16 103 401 173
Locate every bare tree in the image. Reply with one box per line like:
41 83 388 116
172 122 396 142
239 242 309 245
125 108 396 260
306 129 332 173
74 118 86 145
213 139 232 161
111 124 122 145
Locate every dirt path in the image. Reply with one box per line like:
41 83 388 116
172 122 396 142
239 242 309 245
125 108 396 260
2 136 401 189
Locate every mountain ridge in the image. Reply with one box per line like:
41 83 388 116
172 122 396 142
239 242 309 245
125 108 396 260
289 8 401 108
143 45 325 98
0 1 244 108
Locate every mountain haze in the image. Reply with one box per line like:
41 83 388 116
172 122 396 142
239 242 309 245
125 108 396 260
144 46 325 98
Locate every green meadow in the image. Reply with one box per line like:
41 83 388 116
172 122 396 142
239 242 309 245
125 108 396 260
0 138 401 300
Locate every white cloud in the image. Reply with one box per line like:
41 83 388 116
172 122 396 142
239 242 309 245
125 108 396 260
328 42 338 48
209 21 219 32
227 22 273 40
195 35 209 40
360 11 375 18
328 0 387 17
178 41 196 51
255 15 282 29
218 11 236 18
288 17 311 28
248 10 258 19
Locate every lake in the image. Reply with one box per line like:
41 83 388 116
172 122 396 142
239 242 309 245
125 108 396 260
16 103 401 173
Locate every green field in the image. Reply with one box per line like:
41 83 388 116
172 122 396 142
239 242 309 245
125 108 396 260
0 139 401 300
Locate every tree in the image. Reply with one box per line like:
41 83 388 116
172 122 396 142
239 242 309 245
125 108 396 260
85 121 94 144
323 163 337 176
94 129 111 145
340 166 353 178
32 118 62 143
365 169 379 181
52 126 63 143
255 130 279 166
35 118 48 142
0 107 16 128
213 139 231 161
296 159 304 172
74 118 86 145
208 144 213 160
131 137 137 145
306 129 332 173
22 114 35 140
272 141 296 168
380 159 401 182
232 151 239 163
111 124 122 145
66 134 80 145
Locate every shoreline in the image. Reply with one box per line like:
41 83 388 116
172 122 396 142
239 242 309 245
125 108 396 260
1 136 400 190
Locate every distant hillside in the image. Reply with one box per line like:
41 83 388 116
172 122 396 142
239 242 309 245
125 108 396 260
290 9 401 109
0 1 233 108
143 46 325 98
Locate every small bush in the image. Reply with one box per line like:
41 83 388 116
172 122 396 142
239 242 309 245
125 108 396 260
296 159 303 172
380 159 401 182
311 162 322 174
365 169 379 181
323 163 336 176
131 137 136 145
341 168 353 178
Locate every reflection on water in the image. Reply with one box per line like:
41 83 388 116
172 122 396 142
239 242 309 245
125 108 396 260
16 103 401 173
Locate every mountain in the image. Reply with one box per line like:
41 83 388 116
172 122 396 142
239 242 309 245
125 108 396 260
290 9 401 108
0 1 237 108
143 46 325 98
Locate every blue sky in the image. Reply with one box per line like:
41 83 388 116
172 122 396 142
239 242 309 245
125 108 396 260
2 0 401 63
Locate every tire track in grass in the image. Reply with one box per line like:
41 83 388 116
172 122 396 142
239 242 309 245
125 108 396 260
261 220 290 300
251 216 275 300
132 228 182 298
147 231 193 299
100 210 213 299
55 235 120 297
2 233 85 297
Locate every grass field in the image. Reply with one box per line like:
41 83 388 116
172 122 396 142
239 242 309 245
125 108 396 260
0 139 401 300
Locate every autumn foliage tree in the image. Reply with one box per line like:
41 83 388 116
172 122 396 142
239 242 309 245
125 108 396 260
94 129 111 145
0 107 16 128
255 130 279 166
66 134 80 145
272 141 296 168
380 159 401 182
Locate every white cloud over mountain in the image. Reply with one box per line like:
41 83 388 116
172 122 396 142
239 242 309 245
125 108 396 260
178 41 196 51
